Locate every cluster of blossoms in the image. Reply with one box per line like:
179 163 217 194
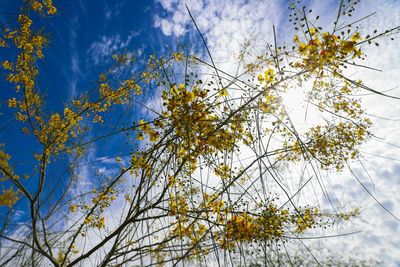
165 189 346 253
0 0 386 265
293 28 363 73
134 81 250 176
0 0 56 206
2 13 46 124
30 0 57 15
70 188 118 229
271 27 372 171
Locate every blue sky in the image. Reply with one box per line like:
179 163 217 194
1 0 400 265
0 0 182 240
0 1 179 168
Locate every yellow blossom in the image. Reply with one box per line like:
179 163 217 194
69 205 78 212
8 98 17 108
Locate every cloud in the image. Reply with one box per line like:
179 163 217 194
154 0 283 72
103 0 127 21
153 0 400 265
148 0 285 119
65 15 82 98
88 33 136 65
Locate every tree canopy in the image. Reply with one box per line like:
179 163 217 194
0 0 399 266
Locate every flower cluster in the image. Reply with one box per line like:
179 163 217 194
161 83 249 174
70 188 117 229
280 119 371 171
293 29 363 73
136 119 159 142
0 188 19 207
279 75 371 170
2 14 46 124
29 0 57 15
218 205 320 249
0 147 19 207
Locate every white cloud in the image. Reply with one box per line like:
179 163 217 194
154 0 282 72
103 0 126 21
88 34 135 65
153 0 400 265
291 0 400 265
66 16 81 98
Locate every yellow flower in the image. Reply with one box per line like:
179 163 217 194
2 61 13 70
69 205 78 212
84 216 93 225
97 217 105 228
136 132 144 141
148 130 159 142
138 119 147 131
93 115 103 123
47 4 57 15
0 188 19 207
263 68 275 83
351 32 362 42
218 88 228 97
31 1 43 12
8 98 17 108
172 52 184 62
293 34 300 43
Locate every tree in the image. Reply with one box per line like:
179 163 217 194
0 0 399 266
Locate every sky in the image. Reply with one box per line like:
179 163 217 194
1 0 400 266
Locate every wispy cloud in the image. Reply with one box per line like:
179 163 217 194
152 0 400 265
150 0 285 113
88 33 138 65
103 0 127 21
65 14 83 98
154 0 283 65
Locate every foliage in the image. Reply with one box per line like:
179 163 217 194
0 0 398 266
